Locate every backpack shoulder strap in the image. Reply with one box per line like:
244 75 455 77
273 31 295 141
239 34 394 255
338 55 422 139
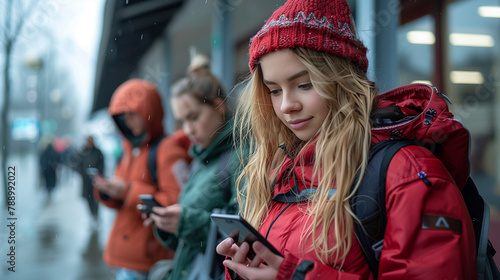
350 139 415 279
148 135 166 184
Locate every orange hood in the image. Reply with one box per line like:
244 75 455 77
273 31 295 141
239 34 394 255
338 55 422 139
108 79 164 145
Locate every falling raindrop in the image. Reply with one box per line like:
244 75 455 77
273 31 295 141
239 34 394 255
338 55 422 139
141 34 143 40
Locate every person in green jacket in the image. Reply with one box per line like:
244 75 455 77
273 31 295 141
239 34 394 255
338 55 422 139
144 56 241 280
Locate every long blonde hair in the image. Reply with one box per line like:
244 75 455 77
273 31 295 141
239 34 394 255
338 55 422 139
234 47 377 266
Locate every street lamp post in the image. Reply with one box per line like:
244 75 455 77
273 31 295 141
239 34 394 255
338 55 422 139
24 54 44 133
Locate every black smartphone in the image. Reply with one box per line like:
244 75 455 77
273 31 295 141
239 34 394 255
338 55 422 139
138 194 163 216
210 213 283 260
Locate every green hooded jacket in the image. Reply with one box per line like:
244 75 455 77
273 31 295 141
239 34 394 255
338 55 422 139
154 119 240 279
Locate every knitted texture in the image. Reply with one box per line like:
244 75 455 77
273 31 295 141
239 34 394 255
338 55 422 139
249 0 368 73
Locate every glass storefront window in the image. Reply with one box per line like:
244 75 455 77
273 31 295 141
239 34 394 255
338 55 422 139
397 15 435 86
449 1 500 267
447 0 500 207
398 0 500 266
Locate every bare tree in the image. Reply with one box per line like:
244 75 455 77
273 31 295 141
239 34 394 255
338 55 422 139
1 1 38 205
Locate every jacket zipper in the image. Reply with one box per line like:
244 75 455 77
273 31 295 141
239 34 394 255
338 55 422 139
418 171 432 186
424 108 437 125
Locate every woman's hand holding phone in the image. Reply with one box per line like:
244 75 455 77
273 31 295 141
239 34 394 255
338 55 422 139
212 214 284 279
143 203 182 234
216 237 283 279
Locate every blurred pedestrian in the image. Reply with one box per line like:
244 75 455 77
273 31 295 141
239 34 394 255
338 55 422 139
77 135 105 224
58 135 79 186
93 79 191 280
39 135 61 198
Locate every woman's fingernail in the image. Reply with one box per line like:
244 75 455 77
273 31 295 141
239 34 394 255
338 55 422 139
253 241 263 252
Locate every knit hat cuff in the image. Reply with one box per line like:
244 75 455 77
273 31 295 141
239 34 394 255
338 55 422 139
249 9 368 73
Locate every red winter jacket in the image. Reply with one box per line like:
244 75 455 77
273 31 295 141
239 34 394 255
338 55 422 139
240 84 477 279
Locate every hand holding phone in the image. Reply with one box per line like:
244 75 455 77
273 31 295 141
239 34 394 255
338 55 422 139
138 194 163 216
210 213 283 260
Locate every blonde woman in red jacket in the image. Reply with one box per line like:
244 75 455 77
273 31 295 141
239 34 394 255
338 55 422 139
93 79 191 280
216 0 477 279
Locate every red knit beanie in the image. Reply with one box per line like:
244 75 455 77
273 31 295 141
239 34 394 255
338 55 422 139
249 0 368 73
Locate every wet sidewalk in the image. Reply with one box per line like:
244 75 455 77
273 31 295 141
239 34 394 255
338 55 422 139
0 152 116 280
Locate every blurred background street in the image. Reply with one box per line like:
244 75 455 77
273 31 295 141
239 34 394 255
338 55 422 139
0 150 115 280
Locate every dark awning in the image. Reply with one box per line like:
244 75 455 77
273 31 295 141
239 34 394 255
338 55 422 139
92 0 184 114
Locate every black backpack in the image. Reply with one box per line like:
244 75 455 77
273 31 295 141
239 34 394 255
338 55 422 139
351 135 500 279
148 135 166 184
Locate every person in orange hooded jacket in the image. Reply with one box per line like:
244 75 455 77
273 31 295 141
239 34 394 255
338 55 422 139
93 79 191 280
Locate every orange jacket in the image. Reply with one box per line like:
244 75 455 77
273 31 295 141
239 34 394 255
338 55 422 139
96 79 191 272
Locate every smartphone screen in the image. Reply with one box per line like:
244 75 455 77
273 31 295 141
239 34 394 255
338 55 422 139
86 167 100 176
210 213 283 260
